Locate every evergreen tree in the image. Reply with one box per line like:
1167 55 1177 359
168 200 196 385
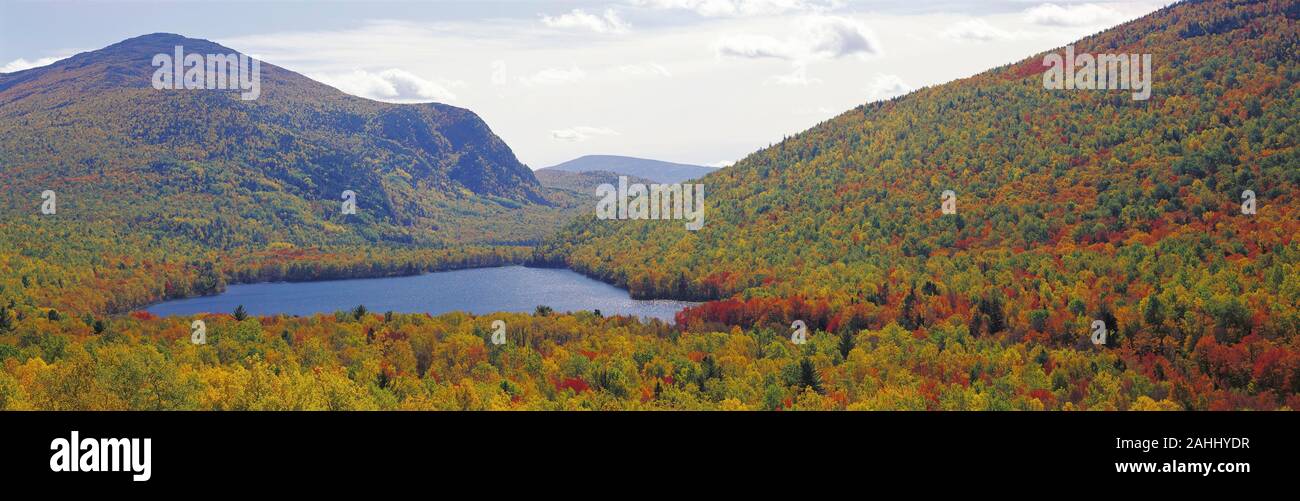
797 359 824 395
0 306 13 333
838 331 855 359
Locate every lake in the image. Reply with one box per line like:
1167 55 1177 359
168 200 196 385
146 265 697 322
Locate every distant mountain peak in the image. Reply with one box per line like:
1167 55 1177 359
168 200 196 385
540 155 718 184
113 32 235 50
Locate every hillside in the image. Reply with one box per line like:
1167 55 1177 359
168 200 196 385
0 33 572 248
538 0 1300 407
539 155 717 184
0 33 584 312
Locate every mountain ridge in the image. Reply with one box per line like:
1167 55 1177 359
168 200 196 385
0 32 560 250
538 154 717 184
534 169 658 194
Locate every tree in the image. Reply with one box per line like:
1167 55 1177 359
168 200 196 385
901 287 921 330
838 331 855 359
797 359 824 395
0 306 13 333
1143 294 1165 329
1029 309 1050 332
233 305 248 321
978 294 1006 334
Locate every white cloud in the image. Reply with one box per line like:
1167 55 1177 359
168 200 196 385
619 63 673 78
1 55 68 73
1022 3 1126 27
766 64 821 86
520 66 587 86
631 0 838 18
551 126 620 142
314 69 460 103
490 60 508 86
941 19 1015 42
866 74 912 101
542 8 631 34
716 15 879 61
717 33 797 59
707 160 735 167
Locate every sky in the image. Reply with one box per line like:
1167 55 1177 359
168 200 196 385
0 0 1168 169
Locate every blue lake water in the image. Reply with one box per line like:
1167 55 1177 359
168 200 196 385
145 265 696 322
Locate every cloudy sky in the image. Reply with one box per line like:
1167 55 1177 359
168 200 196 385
0 0 1167 169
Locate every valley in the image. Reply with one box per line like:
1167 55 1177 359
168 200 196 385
0 0 1296 411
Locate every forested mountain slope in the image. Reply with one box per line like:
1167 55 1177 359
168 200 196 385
0 33 556 247
538 0 1300 405
0 33 583 312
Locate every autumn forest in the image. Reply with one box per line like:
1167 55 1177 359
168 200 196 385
0 0 1297 411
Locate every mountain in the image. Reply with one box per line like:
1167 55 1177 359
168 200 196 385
538 155 717 184
0 33 564 249
0 33 589 313
534 169 657 194
540 0 1299 405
